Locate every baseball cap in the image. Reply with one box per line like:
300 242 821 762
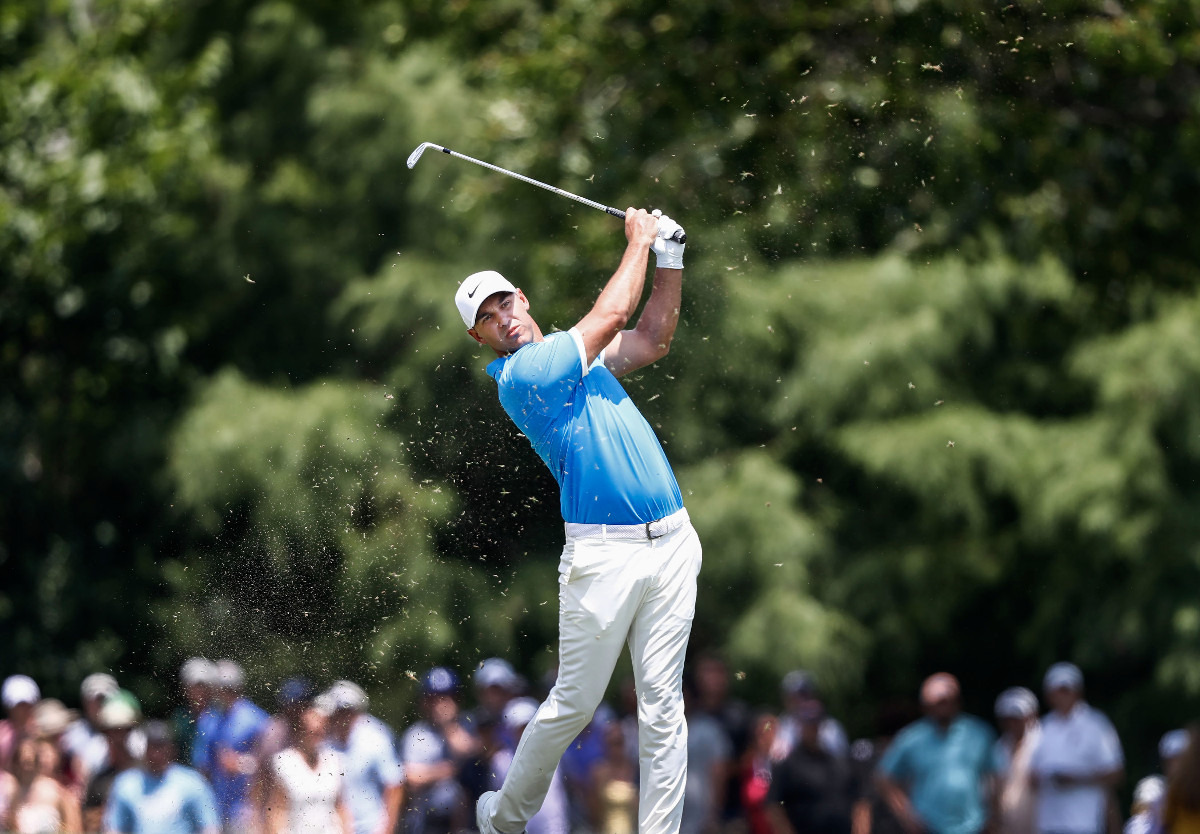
325 680 368 712
994 686 1039 719
1133 775 1166 808
781 670 818 698
456 271 517 328
34 699 78 738
1043 662 1084 692
475 658 519 691
81 673 119 702
180 657 218 687
502 697 539 730
277 677 316 707
920 672 961 705
2 675 40 709
1160 728 1191 760
98 691 141 730
215 660 245 690
422 666 459 696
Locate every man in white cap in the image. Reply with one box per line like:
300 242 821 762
172 658 218 767
61 671 120 785
323 680 405 834
457 207 701 834
83 692 143 833
0 673 40 770
205 660 268 831
993 687 1040 834
1028 662 1124 834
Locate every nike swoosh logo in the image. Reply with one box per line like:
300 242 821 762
466 281 483 298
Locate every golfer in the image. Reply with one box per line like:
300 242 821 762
456 208 700 834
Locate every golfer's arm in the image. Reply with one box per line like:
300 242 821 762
605 267 682 377
575 238 654 365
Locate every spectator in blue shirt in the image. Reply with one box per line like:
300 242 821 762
208 660 268 830
104 720 220 834
877 673 998 834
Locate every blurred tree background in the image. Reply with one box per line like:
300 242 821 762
3 0 1200 777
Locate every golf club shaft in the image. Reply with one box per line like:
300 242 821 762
407 143 686 243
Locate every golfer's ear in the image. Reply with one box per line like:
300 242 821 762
468 328 485 344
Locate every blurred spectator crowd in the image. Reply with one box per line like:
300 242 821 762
0 654 1196 834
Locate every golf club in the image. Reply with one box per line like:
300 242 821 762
406 142 686 243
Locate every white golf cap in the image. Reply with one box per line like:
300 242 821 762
1043 661 1084 692
994 686 1039 719
81 673 119 702
215 659 245 690
180 657 218 687
1133 775 1166 807
456 270 517 328
2 675 40 709
502 696 539 730
475 658 519 690
1160 728 1191 760
325 680 369 712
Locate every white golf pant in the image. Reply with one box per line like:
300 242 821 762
489 517 702 834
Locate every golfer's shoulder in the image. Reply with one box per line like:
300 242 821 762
496 334 572 380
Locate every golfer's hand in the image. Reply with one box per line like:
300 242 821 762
652 210 685 270
625 208 658 248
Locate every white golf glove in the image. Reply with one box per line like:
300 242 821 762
651 209 685 270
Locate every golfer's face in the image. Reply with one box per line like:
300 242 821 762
472 291 533 354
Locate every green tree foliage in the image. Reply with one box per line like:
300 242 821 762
3 0 1200 756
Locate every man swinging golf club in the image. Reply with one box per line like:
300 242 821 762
456 207 701 834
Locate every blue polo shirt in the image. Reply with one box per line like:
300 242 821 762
104 764 219 834
878 715 999 834
207 698 268 824
486 328 683 524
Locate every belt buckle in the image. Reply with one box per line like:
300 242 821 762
646 520 664 540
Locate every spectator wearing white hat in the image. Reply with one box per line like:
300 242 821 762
32 698 80 790
83 691 143 834
172 658 218 768
1124 775 1166 834
487 697 569 834
994 687 1041 834
61 671 120 788
0 674 41 771
323 680 406 834
207 660 269 831
1028 662 1124 834
771 670 849 763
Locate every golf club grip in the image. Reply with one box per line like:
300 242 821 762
606 208 687 243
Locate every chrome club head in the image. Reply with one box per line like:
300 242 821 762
406 142 437 169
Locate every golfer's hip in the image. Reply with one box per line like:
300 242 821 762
563 507 690 542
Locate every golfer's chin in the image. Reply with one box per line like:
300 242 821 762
501 331 534 353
